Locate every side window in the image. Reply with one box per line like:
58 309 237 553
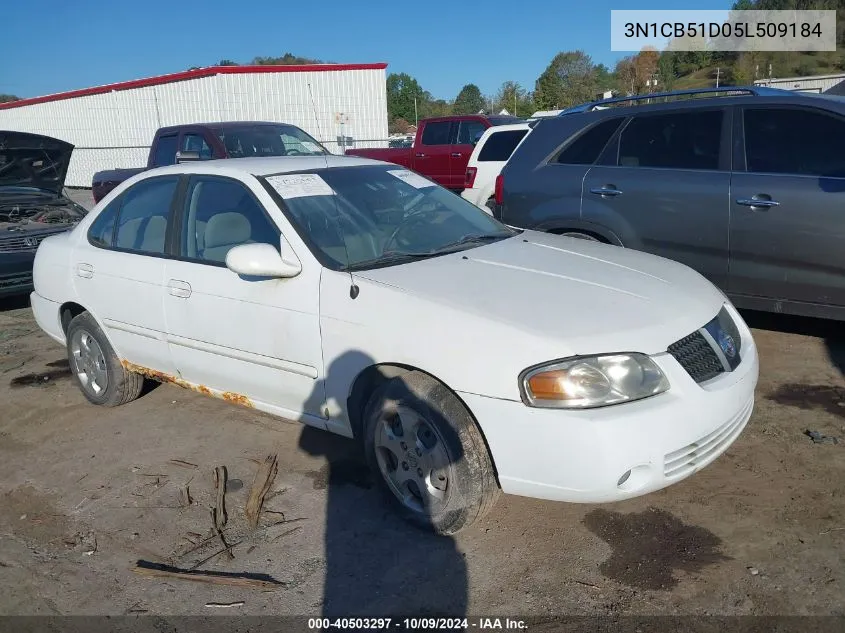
181 177 279 265
421 122 451 146
744 108 845 177
556 118 623 165
618 110 723 170
181 134 213 159
87 198 120 248
114 177 178 255
152 135 178 167
457 120 488 145
478 130 528 162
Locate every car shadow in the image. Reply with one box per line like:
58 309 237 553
297 350 468 622
739 308 845 377
0 294 31 313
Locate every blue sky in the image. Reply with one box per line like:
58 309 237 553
2 0 730 100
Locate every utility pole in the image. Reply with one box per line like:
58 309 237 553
715 67 720 88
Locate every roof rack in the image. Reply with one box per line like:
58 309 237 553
559 85 793 114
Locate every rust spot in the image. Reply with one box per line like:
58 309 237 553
121 360 240 405
222 391 254 408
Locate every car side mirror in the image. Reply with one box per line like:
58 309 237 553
225 243 301 278
176 150 201 163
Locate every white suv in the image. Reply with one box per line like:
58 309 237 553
461 123 531 212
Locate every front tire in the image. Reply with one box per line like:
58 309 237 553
66 312 144 407
363 371 499 534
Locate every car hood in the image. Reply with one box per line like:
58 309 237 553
0 131 74 196
353 230 726 358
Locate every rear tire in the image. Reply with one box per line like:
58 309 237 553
363 371 499 535
66 312 144 407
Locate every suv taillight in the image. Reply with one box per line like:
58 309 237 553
465 167 477 188
494 173 504 205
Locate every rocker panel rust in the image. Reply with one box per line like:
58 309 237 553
120 360 253 408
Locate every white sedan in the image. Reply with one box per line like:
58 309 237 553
30 155 759 534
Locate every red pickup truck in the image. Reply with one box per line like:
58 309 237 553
91 121 328 203
346 114 522 191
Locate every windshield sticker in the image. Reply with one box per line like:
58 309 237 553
266 173 335 199
387 169 436 189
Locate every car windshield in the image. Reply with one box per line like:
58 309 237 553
216 125 328 158
260 165 518 271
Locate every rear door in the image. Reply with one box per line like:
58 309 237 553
75 176 180 374
582 108 731 289
729 105 845 306
413 121 452 187
452 119 489 189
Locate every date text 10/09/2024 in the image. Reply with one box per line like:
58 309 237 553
623 21 824 39
307 618 528 630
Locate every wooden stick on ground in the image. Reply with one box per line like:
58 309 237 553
132 560 283 589
210 507 235 561
245 454 278 529
213 466 228 530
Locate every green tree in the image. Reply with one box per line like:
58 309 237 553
386 73 425 123
0 94 20 103
218 59 239 66
251 53 322 65
534 50 597 109
453 84 485 114
494 81 534 116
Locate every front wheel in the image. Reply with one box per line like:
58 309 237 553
363 371 500 534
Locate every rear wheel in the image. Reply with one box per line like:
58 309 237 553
66 312 144 407
363 371 499 534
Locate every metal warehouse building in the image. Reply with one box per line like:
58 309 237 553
754 72 845 94
0 63 389 187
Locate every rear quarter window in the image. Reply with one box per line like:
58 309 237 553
556 118 623 165
478 130 529 162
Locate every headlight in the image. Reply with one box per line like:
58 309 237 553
520 353 670 409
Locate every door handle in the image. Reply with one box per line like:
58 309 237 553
451 152 462 158
589 186 623 197
736 196 780 209
168 279 192 298
415 153 426 158
75 263 94 279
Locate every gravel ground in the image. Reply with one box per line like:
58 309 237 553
0 190 843 622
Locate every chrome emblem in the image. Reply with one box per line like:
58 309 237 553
23 237 39 248
718 331 737 359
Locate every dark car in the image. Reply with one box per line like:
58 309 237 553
0 131 87 297
91 121 328 203
497 86 845 321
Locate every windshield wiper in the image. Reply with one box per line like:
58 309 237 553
428 233 509 255
344 251 435 271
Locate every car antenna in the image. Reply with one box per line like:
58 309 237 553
307 81 359 300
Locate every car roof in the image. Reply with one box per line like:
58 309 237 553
480 122 531 135
157 121 299 132
143 155 387 178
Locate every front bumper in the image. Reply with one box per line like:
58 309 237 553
0 251 36 297
30 291 65 345
461 304 760 503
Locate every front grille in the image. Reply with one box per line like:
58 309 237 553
0 234 47 253
664 397 753 479
668 330 724 383
0 272 33 291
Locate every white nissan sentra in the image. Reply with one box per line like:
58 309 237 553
30 155 758 534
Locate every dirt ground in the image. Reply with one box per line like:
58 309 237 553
0 191 843 619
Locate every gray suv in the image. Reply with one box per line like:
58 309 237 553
498 86 845 321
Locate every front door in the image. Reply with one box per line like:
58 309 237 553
581 108 731 289
74 175 179 374
729 105 845 307
162 174 325 422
